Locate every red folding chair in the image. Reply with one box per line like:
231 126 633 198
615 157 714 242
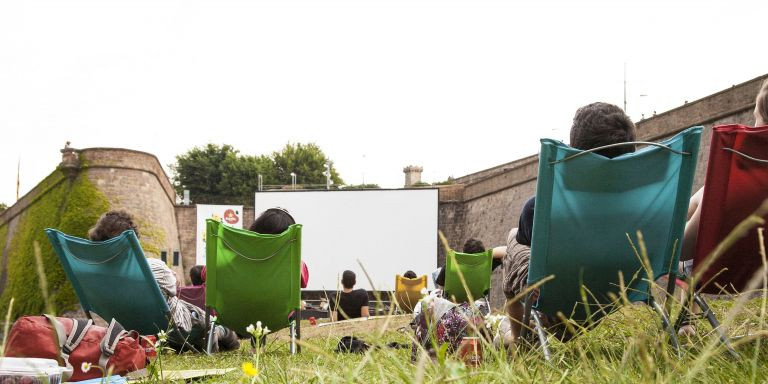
693 124 768 294
672 125 767 357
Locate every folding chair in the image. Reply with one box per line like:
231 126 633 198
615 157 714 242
45 229 170 336
521 127 704 360
393 274 427 313
443 249 493 303
691 124 768 293
674 124 768 351
204 219 302 354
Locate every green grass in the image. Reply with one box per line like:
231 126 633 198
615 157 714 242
156 296 768 384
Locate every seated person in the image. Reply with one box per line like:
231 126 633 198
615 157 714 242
503 102 637 345
88 210 239 353
189 265 205 286
249 207 309 288
178 265 206 310
330 270 369 321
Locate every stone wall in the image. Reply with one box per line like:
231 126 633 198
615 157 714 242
0 147 183 275
81 148 183 276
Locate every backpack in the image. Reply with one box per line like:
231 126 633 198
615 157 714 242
3 315 150 382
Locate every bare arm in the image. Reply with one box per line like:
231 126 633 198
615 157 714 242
681 188 704 263
492 246 507 260
361 306 370 318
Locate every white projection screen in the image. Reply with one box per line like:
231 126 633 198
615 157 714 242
254 189 438 291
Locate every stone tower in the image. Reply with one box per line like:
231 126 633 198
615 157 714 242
403 165 423 187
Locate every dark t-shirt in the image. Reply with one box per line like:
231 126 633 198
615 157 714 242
330 289 369 320
516 196 535 246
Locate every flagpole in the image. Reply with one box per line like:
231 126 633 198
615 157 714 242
16 158 20 201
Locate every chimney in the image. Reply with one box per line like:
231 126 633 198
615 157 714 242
403 165 423 187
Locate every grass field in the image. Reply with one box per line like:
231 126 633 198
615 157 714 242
156 294 768 384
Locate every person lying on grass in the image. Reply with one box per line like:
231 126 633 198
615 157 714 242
410 238 502 360
88 210 240 353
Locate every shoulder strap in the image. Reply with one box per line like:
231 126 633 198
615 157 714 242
43 314 75 381
98 319 129 369
64 318 93 355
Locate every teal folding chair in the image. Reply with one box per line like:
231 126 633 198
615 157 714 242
521 127 705 360
45 229 170 335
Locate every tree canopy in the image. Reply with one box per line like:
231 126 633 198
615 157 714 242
171 143 343 204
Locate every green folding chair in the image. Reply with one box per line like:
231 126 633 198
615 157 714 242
443 249 493 303
45 229 170 335
205 219 302 354
521 127 707 360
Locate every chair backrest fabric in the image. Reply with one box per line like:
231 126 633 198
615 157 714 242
693 124 768 294
205 220 302 335
528 127 702 321
443 249 493 303
45 229 170 335
394 275 427 313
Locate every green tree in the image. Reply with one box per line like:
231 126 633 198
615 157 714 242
0 202 7 213
171 144 274 204
272 143 343 186
343 184 381 189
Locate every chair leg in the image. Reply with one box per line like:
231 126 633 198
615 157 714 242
651 297 680 356
289 310 298 355
297 308 302 354
692 293 739 358
206 307 216 355
529 309 551 361
520 295 532 341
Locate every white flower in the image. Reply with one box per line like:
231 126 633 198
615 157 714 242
256 321 262 331
81 362 92 373
484 314 505 330
262 326 270 335
420 288 429 296
246 324 255 334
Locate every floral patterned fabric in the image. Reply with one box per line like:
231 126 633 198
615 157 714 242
410 297 489 360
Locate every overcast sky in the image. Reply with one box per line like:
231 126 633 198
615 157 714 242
1 0 765 205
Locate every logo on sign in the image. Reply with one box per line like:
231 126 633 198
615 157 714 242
224 209 240 225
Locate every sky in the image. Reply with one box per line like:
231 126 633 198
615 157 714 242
1 0 766 205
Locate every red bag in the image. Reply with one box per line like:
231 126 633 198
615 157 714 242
4 315 151 382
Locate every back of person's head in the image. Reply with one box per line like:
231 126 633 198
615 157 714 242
403 270 417 279
189 265 204 286
435 267 446 288
570 102 637 158
341 270 356 289
249 207 295 234
88 210 139 241
755 79 768 126
462 238 485 254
